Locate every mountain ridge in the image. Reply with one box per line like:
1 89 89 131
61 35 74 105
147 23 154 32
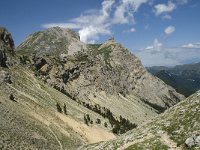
147 63 200 97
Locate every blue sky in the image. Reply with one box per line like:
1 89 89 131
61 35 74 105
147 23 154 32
0 0 200 66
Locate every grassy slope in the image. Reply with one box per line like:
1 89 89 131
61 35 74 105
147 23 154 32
0 65 115 150
81 91 200 150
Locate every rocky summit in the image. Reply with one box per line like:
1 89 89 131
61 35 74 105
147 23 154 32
0 27 198 150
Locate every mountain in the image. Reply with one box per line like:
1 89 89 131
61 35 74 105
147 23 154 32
147 63 200 97
17 27 184 113
1 27 184 149
82 90 200 149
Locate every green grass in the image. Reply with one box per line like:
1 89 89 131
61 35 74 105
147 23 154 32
149 93 200 148
125 138 169 150
88 44 102 50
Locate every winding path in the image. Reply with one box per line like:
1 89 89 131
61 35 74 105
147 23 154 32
48 127 63 150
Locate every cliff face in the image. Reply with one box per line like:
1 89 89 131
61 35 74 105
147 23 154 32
17 27 184 123
0 27 15 67
0 27 16 85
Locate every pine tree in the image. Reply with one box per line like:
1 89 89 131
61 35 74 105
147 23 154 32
9 94 15 101
56 103 62 113
86 114 90 121
84 115 89 126
104 122 108 127
96 118 101 124
63 103 67 115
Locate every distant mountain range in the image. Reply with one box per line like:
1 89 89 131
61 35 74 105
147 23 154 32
147 63 200 97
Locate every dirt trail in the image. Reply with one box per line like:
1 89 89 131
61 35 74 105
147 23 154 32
119 133 154 150
48 127 63 150
119 132 183 150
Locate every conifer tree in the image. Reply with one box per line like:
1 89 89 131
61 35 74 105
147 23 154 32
56 103 62 113
63 103 67 115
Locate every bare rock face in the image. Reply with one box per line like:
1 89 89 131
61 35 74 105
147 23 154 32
0 70 12 84
0 50 7 67
0 27 15 67
16 27 185 123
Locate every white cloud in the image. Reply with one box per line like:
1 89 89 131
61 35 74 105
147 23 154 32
154 1 176 15
136 40 200 66
113 0 148 24
130 27 136 32
78 25 111 44
42 0 115 43
72 0 114 43
123 27 137 33
162 14 172 20
123 27 136 33
164 26 176 35
42 0 149 43
182 42 200 48
145 38 163 53
152 38 163 50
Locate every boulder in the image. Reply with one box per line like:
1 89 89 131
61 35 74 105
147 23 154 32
185 134 200 148
34 57 47 70
0 70 12 84
195 135 200 147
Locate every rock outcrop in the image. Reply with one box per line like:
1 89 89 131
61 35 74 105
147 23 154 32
0 70 12 84
0 27 15 67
